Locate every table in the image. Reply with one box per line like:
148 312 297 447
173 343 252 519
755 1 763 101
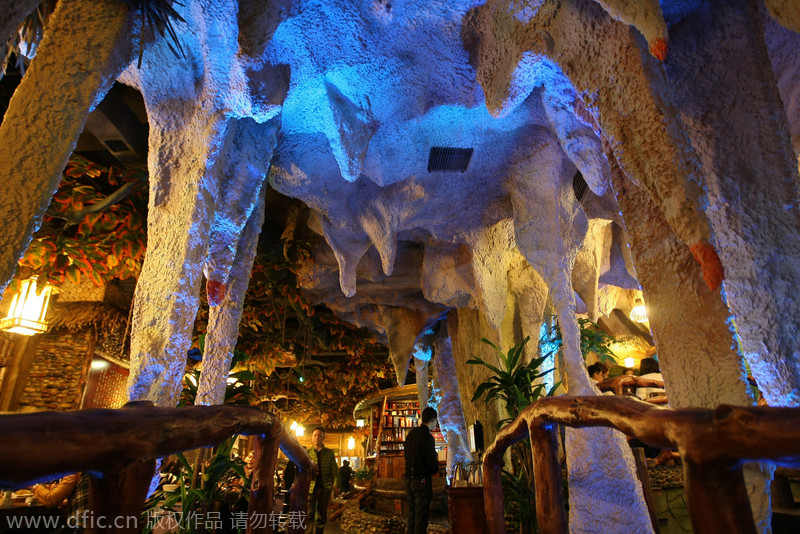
0 500 60 532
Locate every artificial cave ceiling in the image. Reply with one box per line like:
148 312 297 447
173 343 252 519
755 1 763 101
4 1 800 530
1 0 800 424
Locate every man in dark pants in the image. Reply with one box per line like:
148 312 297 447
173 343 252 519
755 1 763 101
307 427 338 533
404 406 439 534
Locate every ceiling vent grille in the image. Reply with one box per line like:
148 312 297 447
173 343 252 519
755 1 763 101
573 172 589 203
427 147 474 173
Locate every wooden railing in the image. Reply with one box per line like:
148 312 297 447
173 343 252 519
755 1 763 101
0 401 314 534
482 396 800 534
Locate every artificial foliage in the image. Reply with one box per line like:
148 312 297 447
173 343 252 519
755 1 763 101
469 337 560 534
13 153 392 427
193 234 394 429
142 436 248 534
2 0 184 78
539 316 618 365
15 156 148 290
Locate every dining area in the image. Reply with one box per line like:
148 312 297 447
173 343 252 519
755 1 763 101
0 488 61 532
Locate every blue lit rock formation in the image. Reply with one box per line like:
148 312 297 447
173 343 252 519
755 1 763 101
3 0 800 532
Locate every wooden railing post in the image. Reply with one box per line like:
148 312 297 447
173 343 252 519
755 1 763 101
87 458 156 534
248 430 281 534
631 447 660 534
529 422 567 534
483 451 506 534
280 431 313 534
683 459 757 534
287 460 313 534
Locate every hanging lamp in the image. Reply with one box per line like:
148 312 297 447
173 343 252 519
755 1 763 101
629 298 648 323
0 276 54 335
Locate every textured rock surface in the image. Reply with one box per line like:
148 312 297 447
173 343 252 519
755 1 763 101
609 157 772 529
3 1 800 531
0 0 134 296
432 327 472 476
664 0 800 407
766 0 800 33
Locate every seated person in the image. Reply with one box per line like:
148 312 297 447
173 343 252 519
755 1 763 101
635 357 666 401
32 473 80 508
588 362 615 395
282 459 297 491
587 361 609 382
32 472 90 530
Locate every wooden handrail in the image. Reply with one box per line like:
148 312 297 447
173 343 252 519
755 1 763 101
483 396 800 534
595 375 665 395
0 401 314 534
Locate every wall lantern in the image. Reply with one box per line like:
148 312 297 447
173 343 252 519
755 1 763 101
356 418 365 428
0 276 54 336
347 436 355 450
629 298 648 323
290 421 306 437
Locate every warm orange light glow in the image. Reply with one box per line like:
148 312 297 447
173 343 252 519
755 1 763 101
0 277 53 336
629 298 648 323
624 357 636 369
347 436 355 449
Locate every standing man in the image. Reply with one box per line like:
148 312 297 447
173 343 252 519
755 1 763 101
307 427 338 533
404 407 439 534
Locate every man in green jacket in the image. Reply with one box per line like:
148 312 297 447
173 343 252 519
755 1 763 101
308 427 338 533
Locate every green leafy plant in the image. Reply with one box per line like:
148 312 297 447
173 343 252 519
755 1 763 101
353 466 375 484
143 436 248 534
468 336 559 428
538 317 618 365
468 336 560 534
577 318 617 364
178 340 257 407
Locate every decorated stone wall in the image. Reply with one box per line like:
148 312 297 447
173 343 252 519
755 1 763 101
17 328 92 411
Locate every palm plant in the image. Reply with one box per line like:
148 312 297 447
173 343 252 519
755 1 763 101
2 0 185 79
468 336 558 427
468 336 560 534
143 436 249 534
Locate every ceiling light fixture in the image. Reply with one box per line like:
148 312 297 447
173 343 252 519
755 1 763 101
629 298 648 323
